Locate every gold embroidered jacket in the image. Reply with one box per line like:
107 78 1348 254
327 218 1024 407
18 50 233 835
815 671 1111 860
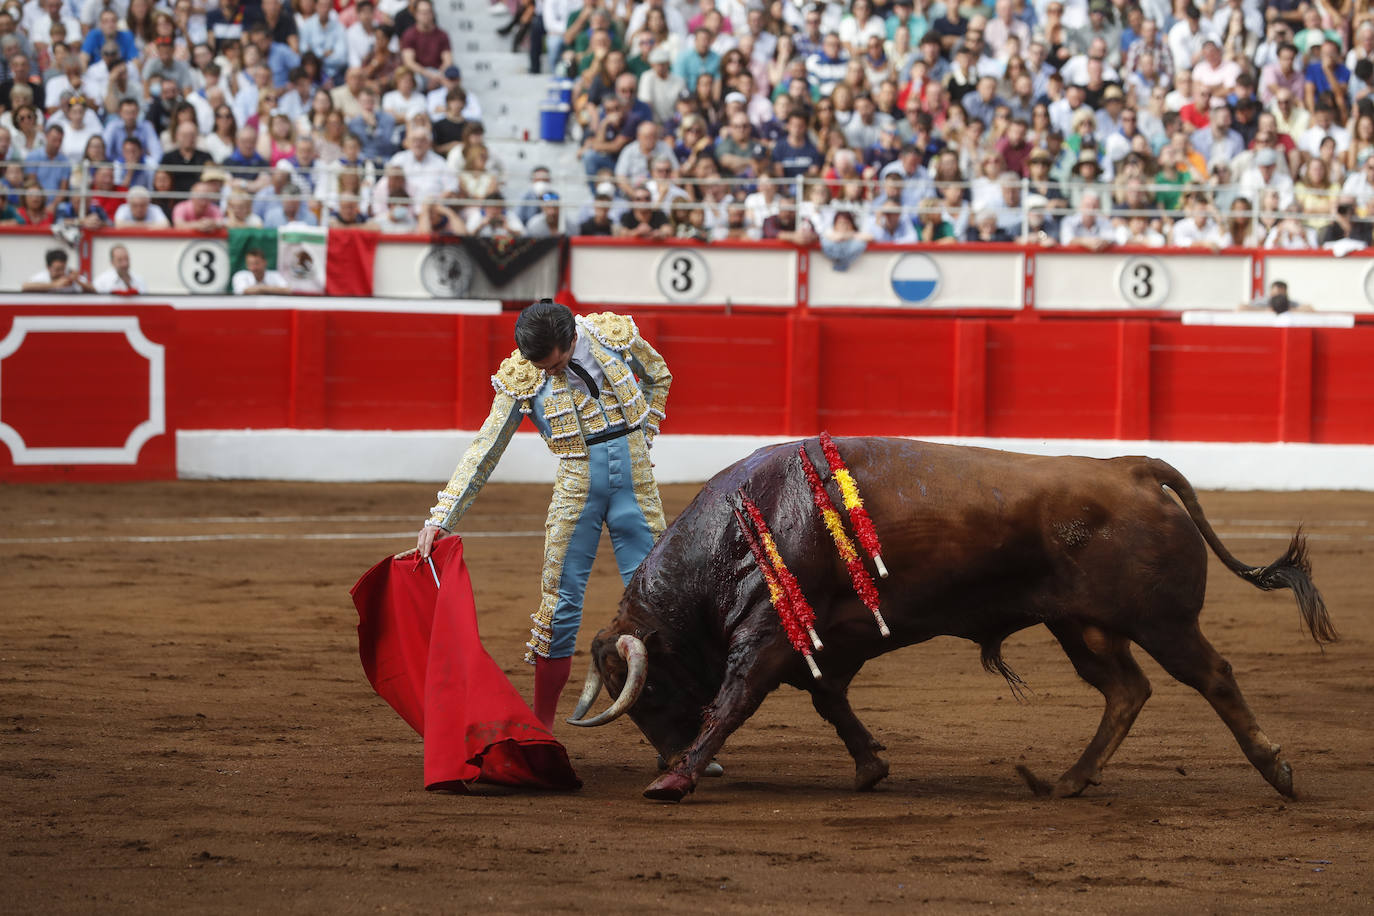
427 312 671 530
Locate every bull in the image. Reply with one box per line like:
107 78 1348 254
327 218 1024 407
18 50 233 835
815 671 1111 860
566 437 1334 802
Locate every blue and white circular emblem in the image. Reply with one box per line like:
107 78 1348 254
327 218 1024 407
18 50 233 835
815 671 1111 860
889 253 942 304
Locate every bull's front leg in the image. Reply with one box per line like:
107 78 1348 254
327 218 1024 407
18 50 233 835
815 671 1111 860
643 635 788 802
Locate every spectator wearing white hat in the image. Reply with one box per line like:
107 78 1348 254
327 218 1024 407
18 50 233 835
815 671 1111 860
638 45 684 124
1240 147 1296 210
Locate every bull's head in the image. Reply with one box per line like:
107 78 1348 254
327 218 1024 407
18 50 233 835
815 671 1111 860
565 608 726 762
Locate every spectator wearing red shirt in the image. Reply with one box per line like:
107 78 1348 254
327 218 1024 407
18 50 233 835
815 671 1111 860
996 118 1033 176
399 0 450 88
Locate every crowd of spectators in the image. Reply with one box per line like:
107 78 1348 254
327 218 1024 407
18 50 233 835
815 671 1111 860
0 0 510 233
3 0 1374 250
545 0 1374 247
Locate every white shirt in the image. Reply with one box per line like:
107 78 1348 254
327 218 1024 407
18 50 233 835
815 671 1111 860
1114 224 1166 247
465 209 525 236
1059 211 1114 244
1239 170 1295 209
562 329 607 397
1170 217 1224 247
55 117 100 160
743 189 779 226
386 148 457 202
113 202 170 226
1048 98 1087 137
425 85 482 123
1060 54 1119 87
1167 19 1217 70
1298 124 1351 157
625 0 686 37
31 11 83 44
381 88 428 124
93 267 146 293
26 268 84 291
232 268 290 294
1340 170 1374 214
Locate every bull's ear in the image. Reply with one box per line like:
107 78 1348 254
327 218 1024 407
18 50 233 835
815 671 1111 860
634 626 661 653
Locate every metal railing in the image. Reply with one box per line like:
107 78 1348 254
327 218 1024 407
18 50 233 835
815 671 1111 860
10 158 1358 244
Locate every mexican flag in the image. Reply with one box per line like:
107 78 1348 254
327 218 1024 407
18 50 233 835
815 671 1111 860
227 227 378 296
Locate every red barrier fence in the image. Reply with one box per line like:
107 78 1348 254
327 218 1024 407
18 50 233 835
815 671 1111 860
3 299 1372 481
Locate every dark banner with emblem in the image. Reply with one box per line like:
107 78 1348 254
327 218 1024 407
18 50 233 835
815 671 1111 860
419 237 564 301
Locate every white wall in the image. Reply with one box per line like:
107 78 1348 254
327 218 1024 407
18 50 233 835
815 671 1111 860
177 430 1374 490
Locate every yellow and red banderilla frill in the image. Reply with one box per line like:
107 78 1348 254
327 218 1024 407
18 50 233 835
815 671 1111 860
798 445 890 637
734 492 823 679
818 432 888 578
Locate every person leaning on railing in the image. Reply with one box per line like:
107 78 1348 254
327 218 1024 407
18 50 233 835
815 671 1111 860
92 244 147 295
22 248 93 294
112 184 170 227
231 246 292 296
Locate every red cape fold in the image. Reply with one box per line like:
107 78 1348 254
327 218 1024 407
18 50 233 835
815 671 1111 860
351 536 581 792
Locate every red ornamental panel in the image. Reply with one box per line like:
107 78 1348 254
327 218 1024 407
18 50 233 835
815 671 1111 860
0 309 174 480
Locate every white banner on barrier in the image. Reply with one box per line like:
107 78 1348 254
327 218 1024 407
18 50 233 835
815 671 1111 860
0 234 80 293
569 244 798 306
1260 254 1374 313
1034 252 1252 311
808 249 1024 308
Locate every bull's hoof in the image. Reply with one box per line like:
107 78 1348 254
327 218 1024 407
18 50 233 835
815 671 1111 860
643 772 695 802
1050 767 1100 798
855 757 889 792
1015 764 1054 797
657 756 723 777
1268 758 1295 799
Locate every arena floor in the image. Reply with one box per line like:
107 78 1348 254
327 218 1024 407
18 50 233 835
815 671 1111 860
3 480 1373 912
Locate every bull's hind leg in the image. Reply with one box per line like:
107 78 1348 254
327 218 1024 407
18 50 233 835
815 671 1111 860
808 670 890 792
1026 622 1153 798
1135 622 1295 798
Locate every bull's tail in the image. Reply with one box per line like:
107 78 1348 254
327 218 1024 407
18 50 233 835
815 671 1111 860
1147 458 1336 645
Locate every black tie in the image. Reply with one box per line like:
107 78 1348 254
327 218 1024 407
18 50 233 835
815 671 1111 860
567 359 600 399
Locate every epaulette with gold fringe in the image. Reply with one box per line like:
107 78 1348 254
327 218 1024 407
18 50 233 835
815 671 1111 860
579 312 637 352
491 349 546 399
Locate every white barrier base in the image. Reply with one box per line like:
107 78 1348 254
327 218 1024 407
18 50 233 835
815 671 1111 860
176 430 1374 491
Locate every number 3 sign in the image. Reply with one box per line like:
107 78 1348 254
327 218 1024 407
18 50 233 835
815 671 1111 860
1115 256 1170 308
178 239 230 294
654 248 710 302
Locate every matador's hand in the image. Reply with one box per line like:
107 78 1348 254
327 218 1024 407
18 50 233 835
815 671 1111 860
397 523 449 559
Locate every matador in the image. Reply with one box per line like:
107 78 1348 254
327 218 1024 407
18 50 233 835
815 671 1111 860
413 300 671 730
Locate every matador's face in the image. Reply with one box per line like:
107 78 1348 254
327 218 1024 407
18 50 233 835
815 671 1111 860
531 341 573 375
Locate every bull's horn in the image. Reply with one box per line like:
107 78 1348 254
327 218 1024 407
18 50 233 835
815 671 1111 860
565 634 647 727
568 666 604 721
